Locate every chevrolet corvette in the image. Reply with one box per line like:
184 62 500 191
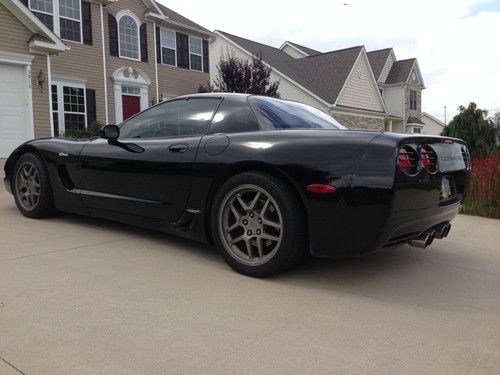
3 94 470 276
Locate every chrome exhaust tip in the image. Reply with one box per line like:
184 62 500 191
434 223 451 239
409 231 435 248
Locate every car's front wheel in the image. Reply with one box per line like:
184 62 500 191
212 172 307 277
13 153 56 218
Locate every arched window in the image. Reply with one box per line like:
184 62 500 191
118 14 139 60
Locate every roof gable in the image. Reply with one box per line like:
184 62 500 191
0 0 66 53
336 50 386 112
385 58 416 84
367 48 393 80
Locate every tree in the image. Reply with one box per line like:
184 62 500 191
199 52 280 97
441 102 499 157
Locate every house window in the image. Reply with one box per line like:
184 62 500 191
29 0 81 42
160 29 176 66
410 90 417 110
118 15 140 60
122 85 141 96
52 82 86 135
189 36 202 71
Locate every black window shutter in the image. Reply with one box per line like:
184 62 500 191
176 32 189 69
155 26 161 63
202 39 209 73
108 14 118 56
85 89 96 126
82 1 92 45
140 23 148 62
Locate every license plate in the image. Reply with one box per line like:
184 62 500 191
441 176 454 199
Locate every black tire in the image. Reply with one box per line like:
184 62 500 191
211 171 307 277
12 152 56 219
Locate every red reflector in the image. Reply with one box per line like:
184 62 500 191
307 184 336 194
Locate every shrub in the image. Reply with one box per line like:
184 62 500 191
60 121 102 139
462 154 500 218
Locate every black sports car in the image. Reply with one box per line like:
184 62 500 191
3 94 470 277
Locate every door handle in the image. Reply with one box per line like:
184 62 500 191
168 143 189 153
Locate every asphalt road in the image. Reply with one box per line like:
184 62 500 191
1 159 499 374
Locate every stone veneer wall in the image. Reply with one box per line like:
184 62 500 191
330 112 385 131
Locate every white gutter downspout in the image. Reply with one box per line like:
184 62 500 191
153 21 159 102
46 54 54 137
100 4 109 124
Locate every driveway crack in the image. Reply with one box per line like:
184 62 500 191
0 355 27 375
0 238 129 263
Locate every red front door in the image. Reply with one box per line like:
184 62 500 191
122 95 141 121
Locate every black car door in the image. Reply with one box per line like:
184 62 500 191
78 97 221 224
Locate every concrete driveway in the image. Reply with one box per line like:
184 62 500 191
1 159 499 374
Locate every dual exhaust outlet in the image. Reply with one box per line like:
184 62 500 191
409 223 451 249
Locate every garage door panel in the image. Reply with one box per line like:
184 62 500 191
0 63 30 158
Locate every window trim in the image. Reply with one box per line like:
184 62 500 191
52 80 87 135
188 35 203 71
159 27 177 66
116 10 141 62
29 0 83 44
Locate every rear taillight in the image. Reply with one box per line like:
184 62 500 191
398 146 419 175
461 146 471 170
420 145 437 173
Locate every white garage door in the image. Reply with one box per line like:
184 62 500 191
0 63 30 158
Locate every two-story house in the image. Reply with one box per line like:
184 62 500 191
367 48 426 133
0 0 211 157
209 31 427 134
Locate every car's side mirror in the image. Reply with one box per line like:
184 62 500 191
99 124 120 141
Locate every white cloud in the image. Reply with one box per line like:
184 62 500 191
158 0 500 121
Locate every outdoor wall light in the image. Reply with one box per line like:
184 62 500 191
36 69 46 92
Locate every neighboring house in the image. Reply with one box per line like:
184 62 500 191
421 112 446 135
211 31 387 131
210 31 428 133
367 48 426 133
0 0 211 158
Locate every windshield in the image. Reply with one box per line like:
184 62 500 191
248 96 347 130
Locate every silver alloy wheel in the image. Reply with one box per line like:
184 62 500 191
15 161 41 211
218 184 283 266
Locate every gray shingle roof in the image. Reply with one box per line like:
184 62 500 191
217 31 363 104
385 58 415 84
407 116 425 125
285 41 321 56
155 2 210 34
367 48 392 80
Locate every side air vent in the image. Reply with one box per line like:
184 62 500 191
397 145 419 175
461 146 471 170
420 145 438 174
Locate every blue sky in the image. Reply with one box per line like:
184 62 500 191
159 0 500 122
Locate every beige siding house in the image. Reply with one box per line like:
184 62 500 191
367 48 426 134
0 0 212 157
421 112 446 135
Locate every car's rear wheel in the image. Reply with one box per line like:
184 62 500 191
13 153 56 218
212 172 307 277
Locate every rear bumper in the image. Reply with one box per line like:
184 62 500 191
309 198 461 258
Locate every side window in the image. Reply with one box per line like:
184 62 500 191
119 98 220 139
208 98 260 134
